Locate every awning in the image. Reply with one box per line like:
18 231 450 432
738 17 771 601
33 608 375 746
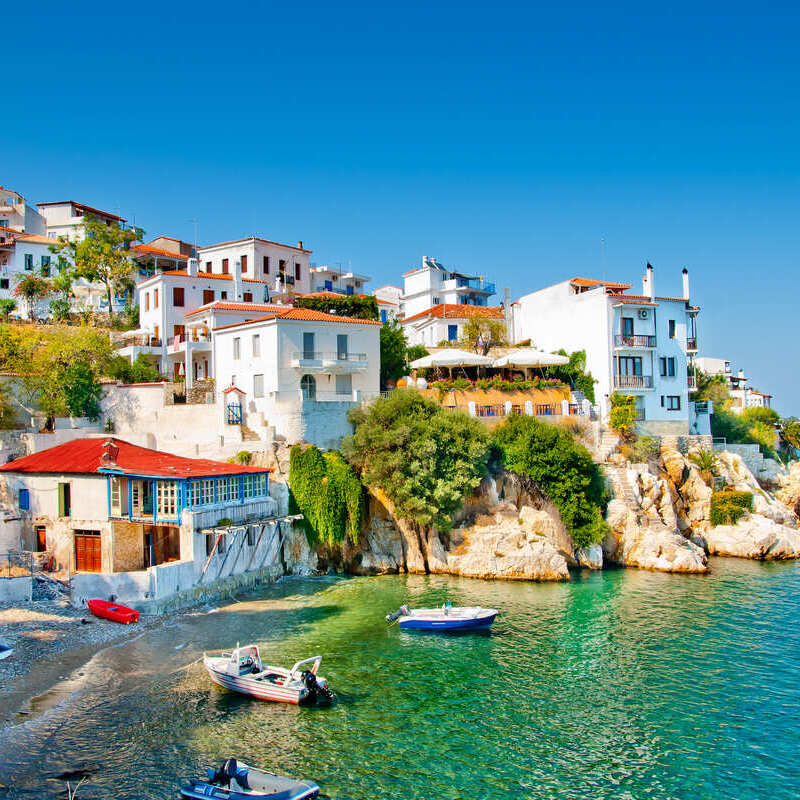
492 349 570 368
409 349 493 368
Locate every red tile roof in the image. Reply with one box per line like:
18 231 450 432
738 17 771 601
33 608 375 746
15 234 54 246
213 306 381 331
185 301 282 317
132 244 190 260
401 304 505 324
0 437 271 478
608 294 658 306
571 277 633 289
137 269 270 286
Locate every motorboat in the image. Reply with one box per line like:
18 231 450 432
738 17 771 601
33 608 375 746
87 598 140 624
386 603 498 631
181 757 319 800
203 644 333 705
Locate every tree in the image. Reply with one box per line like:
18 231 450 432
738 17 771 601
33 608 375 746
294 294 379 321
343 389 490 533
779 419 800 453
108 353 161 383
63 362 104 420
459 317 507 355
543 349 597 403
608 392 637 440
492 415 608 548
52 214 143 319
0 383 16 430
379 317 409 388
14 274 53 319
694 368 731 409
0 298 16 319
406 344 429 363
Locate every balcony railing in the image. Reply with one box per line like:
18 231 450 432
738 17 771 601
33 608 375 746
293 351 367 362
447 277 496 294
613 374 654 389
687 375 697 389
614 334 657 348
687 337 698 350
634 408 646 421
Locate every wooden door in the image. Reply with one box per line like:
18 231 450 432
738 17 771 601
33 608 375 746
203 290 214 305
75 532 101 572
35 526 47 552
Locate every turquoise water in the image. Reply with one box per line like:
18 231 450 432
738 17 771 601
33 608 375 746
1 558 799 799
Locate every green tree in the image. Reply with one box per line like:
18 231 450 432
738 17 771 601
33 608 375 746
343 389 490 533
459 316 508 355
0 298 16 319
543 349 597 403
740 406 780 426
0 383 16 429
608 392 637 440
492 415 608 548
14 274 53 319
107 353 161 383
406 344 429 363
694 368 731 409
779 419 800 453
379 317 409 388
52 214 143 319
63 362 104 420
294 294 379 320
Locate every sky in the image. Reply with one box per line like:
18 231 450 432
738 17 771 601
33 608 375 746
4 1 799 413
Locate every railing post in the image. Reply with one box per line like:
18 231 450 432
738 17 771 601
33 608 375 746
560 399 569 416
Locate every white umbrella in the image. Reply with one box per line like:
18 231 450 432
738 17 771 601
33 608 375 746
492 349 570 368
410 349 493 369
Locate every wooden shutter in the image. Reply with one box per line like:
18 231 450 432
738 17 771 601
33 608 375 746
75 532 101 572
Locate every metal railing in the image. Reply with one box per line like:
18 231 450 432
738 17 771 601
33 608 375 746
0 551 34 579
687 337 698 350
613 374 654 389
687 375 697 389
634 408 646 421
293 351 367 362
614 334 657 348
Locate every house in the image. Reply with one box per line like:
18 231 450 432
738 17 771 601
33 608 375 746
132 236 195 277
0 187 46 234
373 284 402 323
0 229 59 318
309 264 371 295
695 356 774 414
512 265 709 436
400 256 496 319
36 200 126 242
401 303 506 347
212 307 381 450
196 237 312 296
0 437 280 606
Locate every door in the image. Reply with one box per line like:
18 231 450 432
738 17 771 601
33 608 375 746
303 332 315 359
35 526 47 553
337 334 348 360
622 317 634 337
203 289 214 305
74 531 101 572
301 374 316 400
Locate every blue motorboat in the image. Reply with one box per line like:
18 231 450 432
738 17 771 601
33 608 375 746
386 603 498 631
181 758 319 800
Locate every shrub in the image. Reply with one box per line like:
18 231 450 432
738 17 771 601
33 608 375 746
379 317 408 388
406 344 429 363
689 447 718 475
107 354 161 384
740 407 780 426
49 298 72 322
0 298 17 319
343 389 489 533
623 435 661 463
609 393 637 440
710 490 753 526
289 445 364 545
235 450 252 465
295 294 379 321
543 349 597 403
492 415 609 548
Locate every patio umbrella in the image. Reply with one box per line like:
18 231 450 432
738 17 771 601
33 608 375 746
491 349 570 368
409 349 493 369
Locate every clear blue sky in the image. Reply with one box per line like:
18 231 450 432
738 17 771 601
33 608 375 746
4 1 799 414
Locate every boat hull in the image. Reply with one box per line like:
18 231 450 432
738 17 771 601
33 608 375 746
397 608 498 631
204 663 306 704
87 599 140 624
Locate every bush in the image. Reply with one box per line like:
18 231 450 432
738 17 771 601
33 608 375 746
295 294 379 320
712 407 777 458
543 349 597 403
406 344 429 363
0 298 16 319
289 445 364 545
49 298 72 322
492 415 609 548
623 435 661 463
379 318 407 388
609 393 637 440
688 447 718 479
344 389 489 533
235 450 252 465
710 490 753 526
107 354 161 384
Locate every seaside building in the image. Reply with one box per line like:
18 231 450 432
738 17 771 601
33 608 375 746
400 303 505 347
0 437 286 606
400 256 496 319
0 187 46 234
36 200 126 242
511 265 709 436
695 356 773 414
0 228 60 318
309 264 371 295
132 236 195 277
373 284 402 322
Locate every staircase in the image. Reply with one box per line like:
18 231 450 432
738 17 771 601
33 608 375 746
239 425 262 442
594 429 620 463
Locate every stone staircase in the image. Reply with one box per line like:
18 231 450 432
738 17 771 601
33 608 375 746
603 463 675 536
594 429 620 463
239 424 262 442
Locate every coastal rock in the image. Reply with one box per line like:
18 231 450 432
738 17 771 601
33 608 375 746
701 514 800 560
775 462 800 517
575 544 603 569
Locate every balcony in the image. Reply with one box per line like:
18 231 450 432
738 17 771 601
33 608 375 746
687 337 698 351
291 351 369 373
614 334 657 348
687 375 697 389
167 332 211 354
442 277 496 295
613 374 654 390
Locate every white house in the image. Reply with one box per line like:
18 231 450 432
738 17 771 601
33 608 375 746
373 284 402 323
212 307 381 450
0 229 59 318
695 356 773 414
0 186 46 234
512 266 708 436
36 200 126 242
309 264 371 295
401 303 506 348
197 237 312 296
400 256 496 319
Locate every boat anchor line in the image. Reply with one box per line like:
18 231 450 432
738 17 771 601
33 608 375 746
199 514 303 582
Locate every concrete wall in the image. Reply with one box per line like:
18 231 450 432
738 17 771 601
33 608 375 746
0 576 32 602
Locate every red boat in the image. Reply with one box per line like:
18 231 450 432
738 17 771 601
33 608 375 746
87 599 140 625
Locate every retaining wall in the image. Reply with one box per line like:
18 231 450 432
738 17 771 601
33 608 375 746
0 576 32 603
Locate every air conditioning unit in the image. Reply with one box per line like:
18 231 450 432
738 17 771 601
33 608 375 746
637 309 649 320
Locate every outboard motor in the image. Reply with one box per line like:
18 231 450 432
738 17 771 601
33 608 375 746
385 605 410 623
302 670 334 705
211 758 238 787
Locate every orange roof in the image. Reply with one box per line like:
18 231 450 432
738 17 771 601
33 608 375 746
137 269 270 287
35 201 126 222
571 277 632 289
608 293 657 306
15 233 54 246
213 307 381 332
185 301 283 317
654 295 690 303
133 244 190 260
401 304 505 324
199 236 311 254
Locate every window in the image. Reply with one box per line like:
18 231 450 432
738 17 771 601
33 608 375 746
58 483 71 517
295 262 301 280
203 289 215 305
337 334 348 360
205 533 215 556
263 256 269 274
171 287 184 307
252 334 260 357
190 479 214 507
154 289 159 308
667 395 681 411
668 319 676 339
41 255 51 275
18 488 30 511
447 324 458 342
380 309 387 323
336 374 352 395
253 374 264 397
241 255 247 273
74 530 101 572
659 357 676 377
222 258 229 274
24 254 33 270
242 473 267 499
246 526 256 546
243 292 253 302
221 291 227 300
0 278 9 290
205 261 212 272
301 374 316 399
621 317 634 337
156 481 179 517
145 292 150 311
303 332 315 359
218 477 239 503
131 480 152 517
618 356 642 376
233 338 240 359
110 477 123 516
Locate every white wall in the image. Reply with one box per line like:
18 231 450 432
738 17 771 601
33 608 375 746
0 239 58 318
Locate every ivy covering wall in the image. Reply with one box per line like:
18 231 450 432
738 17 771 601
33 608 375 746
289 445 363 545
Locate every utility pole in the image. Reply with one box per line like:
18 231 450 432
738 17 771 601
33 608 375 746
601 236 606 281
503 287 512 343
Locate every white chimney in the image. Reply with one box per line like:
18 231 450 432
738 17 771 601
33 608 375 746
738 369 745 379
233 259 242 300
646 263 655 300
682 267 690 300
642 274 649 295
297 240 303 249
187 257 198 277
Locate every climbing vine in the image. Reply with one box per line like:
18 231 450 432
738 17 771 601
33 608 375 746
289 445 363 545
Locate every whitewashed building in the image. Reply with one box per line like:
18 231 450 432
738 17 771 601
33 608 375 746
0 186 46 234
309 264 371 295
401 303 506 348
373 284 402 323
37 200 126 242
0 230 59 318
400 256 496 319
512 266 708 436
695 356 773 414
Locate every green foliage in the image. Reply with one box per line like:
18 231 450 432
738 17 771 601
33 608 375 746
710 490 753 526
459 316 507 355
295 294 379 320
235 450 252 465
406 344 429 363
693 369 731 409
289 445 363 546
430 376 566 392
740 406 779 426
623 435 661 463
107 354 161 383
609 393 637 440
49 298 72 322
492 415 609 548
540 349 596 403
0 383 16 430
62 362 103 420
711 408 777 458
779 419 800 453
343 389 490 533
688 447 719 474
379 317 408 388
0 298 16 319
14 274 53 318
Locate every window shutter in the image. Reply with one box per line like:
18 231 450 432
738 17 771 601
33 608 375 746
58 483 65 516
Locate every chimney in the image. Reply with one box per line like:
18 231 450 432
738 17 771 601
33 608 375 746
682 267 690 300
646 263 655 300
233 259 242 300
738 369 745 379
297 240 303 249
101 440 119 466
642 273 649 296
187 257 198 277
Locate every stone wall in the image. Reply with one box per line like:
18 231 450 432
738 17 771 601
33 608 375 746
112 520 146 572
